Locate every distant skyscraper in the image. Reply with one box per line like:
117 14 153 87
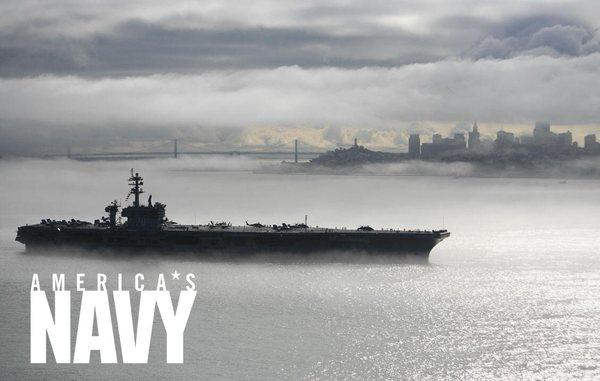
496 130 515 149
557 131 572 150
585 134 597 152
468 122 481 151
533 121 555 146
408 134 421 158
453 133 467 150
534 121 551 134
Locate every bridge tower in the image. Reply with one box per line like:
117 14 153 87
294 139 298 163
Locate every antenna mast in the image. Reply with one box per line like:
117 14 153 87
128 169 144 207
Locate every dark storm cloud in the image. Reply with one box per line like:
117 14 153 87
0 20 451 77
463 15 600 59
1 2 600 76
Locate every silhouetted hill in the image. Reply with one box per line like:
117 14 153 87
310 145 408 167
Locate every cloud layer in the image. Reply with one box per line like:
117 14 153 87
2 1 600 75
1 1 600 154
3 54 600 126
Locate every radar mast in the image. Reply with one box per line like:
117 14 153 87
127 169 144 207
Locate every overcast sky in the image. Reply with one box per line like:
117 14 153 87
1 0 600 154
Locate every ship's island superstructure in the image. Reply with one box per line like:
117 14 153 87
16 170 449 258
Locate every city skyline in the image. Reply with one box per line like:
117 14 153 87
27 120 600 159
8 120 600 157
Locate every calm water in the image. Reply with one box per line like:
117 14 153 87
1 157 600 380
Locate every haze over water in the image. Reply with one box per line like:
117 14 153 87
1 157 600 379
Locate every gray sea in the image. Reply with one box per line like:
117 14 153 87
1 157 599 380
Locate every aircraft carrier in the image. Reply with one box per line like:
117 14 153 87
16 170 450 258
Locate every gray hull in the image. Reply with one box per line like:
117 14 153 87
17 225 449 259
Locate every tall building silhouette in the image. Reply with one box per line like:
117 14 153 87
496 130 515 149
468 122 481 151
533 121 555 146
585 134 598 153
408 134 421 158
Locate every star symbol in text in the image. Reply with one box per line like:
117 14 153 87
171 270 181 280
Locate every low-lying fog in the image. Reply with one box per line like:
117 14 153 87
3 156 600 236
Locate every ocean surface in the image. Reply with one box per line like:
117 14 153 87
1 157 600 380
